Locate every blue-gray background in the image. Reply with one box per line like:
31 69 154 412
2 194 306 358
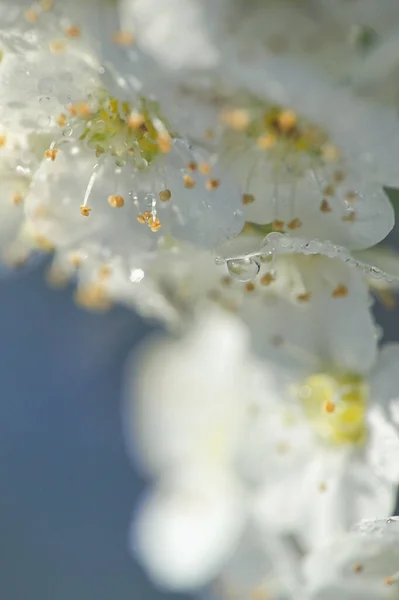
0 263 186 600
0 250 397 600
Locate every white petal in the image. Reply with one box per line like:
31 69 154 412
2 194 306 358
305 518 399 600
132 469 244 591
123 310 250 475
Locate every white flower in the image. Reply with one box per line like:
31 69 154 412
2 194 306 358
124 310 252 589
304 517 399 600
247 295 399 549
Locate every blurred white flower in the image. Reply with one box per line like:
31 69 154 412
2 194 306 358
124 310 251 590
304 517 399 600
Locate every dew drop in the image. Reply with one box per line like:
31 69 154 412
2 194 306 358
226 257 260 282
215 256 226 266
62 126 73 137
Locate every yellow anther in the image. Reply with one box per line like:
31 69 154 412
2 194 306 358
107 194 124 208
199 161 212 175
205 178 220 190
277 109 297 132
112 30 135 46
65 25 80 38
220 108 250 131
80 205 92 217
260 273 275 286
44 149 58 161
183 174 196 189
287 218 302 230
242 193 255 205
272 219 285 231
159 189 172 202
332 284 348 298
320 198 332 213
257 133 276 149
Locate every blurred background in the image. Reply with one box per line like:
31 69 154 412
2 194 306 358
0 262 187 600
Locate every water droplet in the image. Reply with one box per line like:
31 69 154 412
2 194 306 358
226 257 260 282
62 126 73 137
98 66 106 75
215 256 226 266
38 96 51 104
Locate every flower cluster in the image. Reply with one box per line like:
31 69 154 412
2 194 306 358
2 1 399 599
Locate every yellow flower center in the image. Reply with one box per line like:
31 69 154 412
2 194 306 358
67 93 172 166
298 373 368 445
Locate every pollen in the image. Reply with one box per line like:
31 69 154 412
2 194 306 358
277 109 297 132
183 174 196 189
257 133 276 149
44 148 58 161
68 102 91 118
157 132 171 153
345 191 358 203
272 219 285 231
245 282 255 292
0 135 7 147
199 161 212 175
287 218 302 230
127 112 145 129
297 292 311 302
353 564 363 573
137 214 147 224
108 195 124 208
260 273 275 286
323 400 336 413
56 113 67 127
159 189 172 202
322 143 340 162
12 193 23 205
242 193 255 205
24 9 38 23
112 30 135 46
49 40 67 54
74 283 111 312
148 216 162 232
342 211 356 222
205 178 220 190
332 284 349 298
65 25 81 38
80 205 92 217
220 108 250 131
320 198 332 213
40 0 54 10
186 161 197 172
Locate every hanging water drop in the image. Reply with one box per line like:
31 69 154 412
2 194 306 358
226 257 260 282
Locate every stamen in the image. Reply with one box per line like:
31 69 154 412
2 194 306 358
183 174 196 189
108 194 124 208
80 206 92 217
0 135 7 147
205 178 220 190
159 189 172 201
260 273 275 286
112 30 135 46
332 284 349 298
320 199 332 213
199 161 212 175
353 564 363 573
287 218 302 230
220 108 250 131
242 193 255 205
44 148 58 161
